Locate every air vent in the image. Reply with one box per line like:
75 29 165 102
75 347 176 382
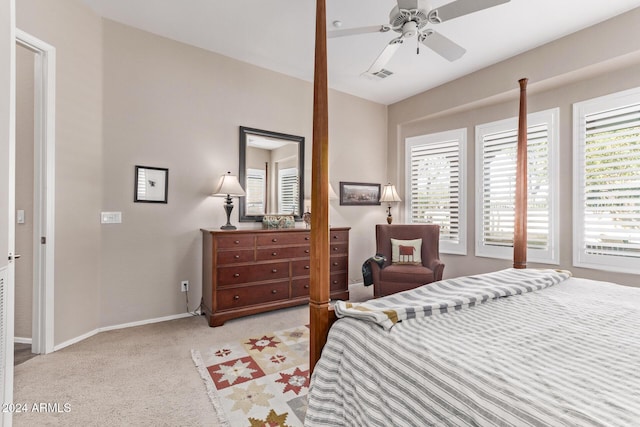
373 69 394 79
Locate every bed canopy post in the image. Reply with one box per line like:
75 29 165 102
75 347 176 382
513 78 528 269
309 0 330 372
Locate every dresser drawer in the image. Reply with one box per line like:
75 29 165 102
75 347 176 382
217 281 289 310
330 272 347 291
330 230 349 243
217 249 254 265
256 232 311 247
330 243 348 255
256 246 309 261
217 261 289 286
291 278 311 298
292 259 312 277
215 235 254 249
330 256 347 271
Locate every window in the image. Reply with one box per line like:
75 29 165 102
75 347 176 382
475 108 559 264
278 167 299 215
405 129 467 255
246 168 265 215
573 88 640 274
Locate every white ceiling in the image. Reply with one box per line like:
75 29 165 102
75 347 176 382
82 0 640 105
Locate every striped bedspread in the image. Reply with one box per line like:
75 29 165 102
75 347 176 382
306 270 640 426
334 268 571 330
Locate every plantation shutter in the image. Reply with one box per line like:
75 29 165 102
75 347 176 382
581 103 640 259
409 140 460 242
246 168 265 215
476 108 559 264
480 124 550 251
406 128 467 254
278 168 299 215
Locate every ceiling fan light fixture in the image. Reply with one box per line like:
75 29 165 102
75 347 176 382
402 21 419 38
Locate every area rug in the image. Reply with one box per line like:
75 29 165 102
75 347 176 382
191 325 310 427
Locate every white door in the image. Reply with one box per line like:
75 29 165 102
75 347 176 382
1 0 17 425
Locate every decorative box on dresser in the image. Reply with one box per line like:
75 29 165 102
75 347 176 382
201 227 350 327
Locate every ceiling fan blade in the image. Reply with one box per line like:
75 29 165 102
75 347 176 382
429 0 510 23
328 25 389 39
420 30 466 61
366 39 403 74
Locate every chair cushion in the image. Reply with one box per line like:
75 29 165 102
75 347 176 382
390 238 422 265
380 264 433 283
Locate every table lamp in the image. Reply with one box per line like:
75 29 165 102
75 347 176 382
212 171 246 230
379 183 402 224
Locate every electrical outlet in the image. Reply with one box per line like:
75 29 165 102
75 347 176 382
181 280 189 292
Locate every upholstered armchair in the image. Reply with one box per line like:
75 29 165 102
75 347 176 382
370 224 444 298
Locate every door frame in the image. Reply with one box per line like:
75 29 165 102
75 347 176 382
15 29 55 355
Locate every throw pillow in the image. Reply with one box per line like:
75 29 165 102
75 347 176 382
391 238 422 265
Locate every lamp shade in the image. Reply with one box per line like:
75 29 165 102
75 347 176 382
379 183 402 203
213 172 246 197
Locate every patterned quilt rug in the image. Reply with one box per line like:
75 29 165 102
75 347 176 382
191 325 310 427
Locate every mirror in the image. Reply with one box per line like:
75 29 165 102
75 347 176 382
239 126 305 222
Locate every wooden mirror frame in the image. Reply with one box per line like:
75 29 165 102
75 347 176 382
238 126 305 223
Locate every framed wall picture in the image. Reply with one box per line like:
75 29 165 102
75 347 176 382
134 165 168 203
339 182 381 206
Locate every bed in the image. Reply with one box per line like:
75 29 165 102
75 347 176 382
306 1 639 426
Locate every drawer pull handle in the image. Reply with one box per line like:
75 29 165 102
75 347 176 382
304 284 309 289
233 295 240 300
233 273 240 278
304 265 310 269
332 262 338 266
272 238 278 242
333 247 338 251
304 249 310 254
234 240 240 244
234 255 240 259
271 289 277 294
305 236 310 240
333 235 338 239
272 252 278 256
332 280 338 284
272 269 278 273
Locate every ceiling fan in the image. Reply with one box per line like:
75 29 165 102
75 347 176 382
329 0 510 78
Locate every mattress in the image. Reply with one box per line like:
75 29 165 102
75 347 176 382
305 271 640 426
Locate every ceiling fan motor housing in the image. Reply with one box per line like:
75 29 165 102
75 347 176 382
389 0 431 35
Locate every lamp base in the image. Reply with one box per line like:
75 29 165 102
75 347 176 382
386 205 393 224
221 195 236 230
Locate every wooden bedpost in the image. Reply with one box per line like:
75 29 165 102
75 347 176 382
309 0 330 373
513 78 528 269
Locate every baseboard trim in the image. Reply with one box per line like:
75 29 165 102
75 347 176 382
14 337 32 345
53 311 199 352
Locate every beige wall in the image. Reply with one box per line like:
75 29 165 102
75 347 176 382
100 20 387 326
14 0 386 343
15 45 34 339
0 0 13 272
17 0 103 344
388 8 640 286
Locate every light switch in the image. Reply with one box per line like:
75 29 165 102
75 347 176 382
17 210 25 224
101 212 122 224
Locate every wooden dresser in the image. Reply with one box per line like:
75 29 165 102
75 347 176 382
201 227 350 327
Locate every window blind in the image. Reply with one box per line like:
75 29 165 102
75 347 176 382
406 128 466 255
581 103 640 260
278 168 299 215
480 124 550 250
246 168 265 215
476 108 558 264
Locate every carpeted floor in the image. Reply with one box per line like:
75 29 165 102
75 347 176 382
12 283 372 426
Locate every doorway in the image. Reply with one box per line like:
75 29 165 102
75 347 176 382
14 30 55 355
14 42 35 361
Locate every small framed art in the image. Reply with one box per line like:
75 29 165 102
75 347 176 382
134 165 168 203
339 182 381 206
